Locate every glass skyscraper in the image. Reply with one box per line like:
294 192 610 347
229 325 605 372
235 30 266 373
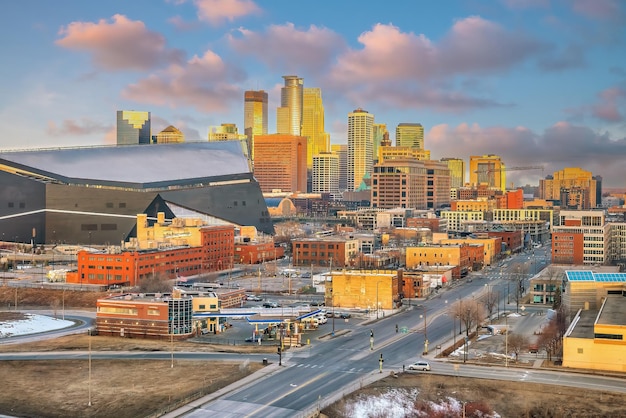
276 75 303 136
116 110 151 145
244 90 268 160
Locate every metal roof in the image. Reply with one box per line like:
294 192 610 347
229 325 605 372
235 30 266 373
0 141 249 186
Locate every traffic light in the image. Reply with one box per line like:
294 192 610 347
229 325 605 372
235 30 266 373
277 346 282 354
379 353 384 362
370 330 374 338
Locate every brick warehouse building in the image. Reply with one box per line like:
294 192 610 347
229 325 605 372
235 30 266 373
66 219 234 287
0 141 273 246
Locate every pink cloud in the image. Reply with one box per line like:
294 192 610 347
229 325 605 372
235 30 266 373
194 0 261 26
229 23 346 73
591 87 626 122
121 50 244 112
329 18 544 86
427 122 626 187
56 14 184 71
572 0 625 22
47 119 112 136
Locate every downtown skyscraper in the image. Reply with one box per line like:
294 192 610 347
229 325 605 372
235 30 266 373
302 87 329 169
396 123 424 149
116 110 151 145
244 90 268 160
347 108 374 191
276 75 303 136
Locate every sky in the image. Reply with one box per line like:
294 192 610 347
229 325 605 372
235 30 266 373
1 0 625 188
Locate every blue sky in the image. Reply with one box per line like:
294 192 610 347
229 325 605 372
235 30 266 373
1 0 625 187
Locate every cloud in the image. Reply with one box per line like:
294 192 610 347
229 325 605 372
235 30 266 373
168 15 201 31
592 87 626 122
572 0 625 22
121 50 245 112
323 19 544 112
56 14 185 71
229 23 346 74
537 43 586 71
194 0 261 26
428 122 626 187
47 119 112 136
501 0 550 9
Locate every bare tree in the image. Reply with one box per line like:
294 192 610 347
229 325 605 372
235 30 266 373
543 266 563 308
137 272 173 293
510 262 529 312
507 333 529 363
451 298 485 336
483 287 499 322
537 320 561 362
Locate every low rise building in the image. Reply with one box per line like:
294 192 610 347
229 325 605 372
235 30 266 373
562 294 626 372
325 269 401 312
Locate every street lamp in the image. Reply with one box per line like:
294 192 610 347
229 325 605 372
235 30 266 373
376 280 382 319
420 307 428 354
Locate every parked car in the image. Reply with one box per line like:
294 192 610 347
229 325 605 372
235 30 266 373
338 312 351 319
263 301 279 308
246 295 262 302
301 272 311 278
408 361 431 371
245 336 263 343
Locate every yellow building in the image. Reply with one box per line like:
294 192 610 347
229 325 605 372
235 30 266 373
405 245 470 278
440 210 485 232
378 145 431 162
154 125 184 143
469 154 506 192
452 199 493 212
325 270 399 311
540 167 597 209
563 295 626 372
438 237 499 266
134 212 211 248
302 87 330 169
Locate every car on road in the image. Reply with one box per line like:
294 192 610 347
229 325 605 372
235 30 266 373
246 295 262 301
338 312 351 319
245 336 263 343
408 361 431 371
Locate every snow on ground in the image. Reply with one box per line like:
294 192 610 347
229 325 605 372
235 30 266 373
0 313 74 338
344 388 501 417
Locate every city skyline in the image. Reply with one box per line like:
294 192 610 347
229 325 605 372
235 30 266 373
1 0 625 187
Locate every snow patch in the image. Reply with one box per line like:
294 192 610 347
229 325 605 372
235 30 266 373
0 313 74 338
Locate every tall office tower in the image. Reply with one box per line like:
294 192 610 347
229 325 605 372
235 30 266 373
331 144 348 192
441 157 465 188
276 75 303 135
244 90 268 160
423 160 451 209
312 152 339 194
469 154 506 192
373 123 388 163
396 123 424 149
154 125 184 143
117 110 151 145
372 158 427 209
302 87 329 169
208 123 250 160
539 167 597 209
253 134 307 193
347 108 374 191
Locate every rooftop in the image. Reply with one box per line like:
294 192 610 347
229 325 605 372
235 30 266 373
0 141 249 187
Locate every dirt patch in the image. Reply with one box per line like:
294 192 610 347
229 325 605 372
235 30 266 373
1 333 277 354
322 373 626 418
0 286 106 309
0 360 262 418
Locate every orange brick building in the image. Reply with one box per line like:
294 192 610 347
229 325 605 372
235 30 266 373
67 224 235 287
292 237 359 267
96 291 194 339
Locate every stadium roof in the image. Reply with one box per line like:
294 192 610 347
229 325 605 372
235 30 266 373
0 141 249 187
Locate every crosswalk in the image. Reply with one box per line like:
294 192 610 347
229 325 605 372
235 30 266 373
287 362 370 374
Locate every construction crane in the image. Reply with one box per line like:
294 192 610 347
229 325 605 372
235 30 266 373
473 166 544 189
473 165 544 174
